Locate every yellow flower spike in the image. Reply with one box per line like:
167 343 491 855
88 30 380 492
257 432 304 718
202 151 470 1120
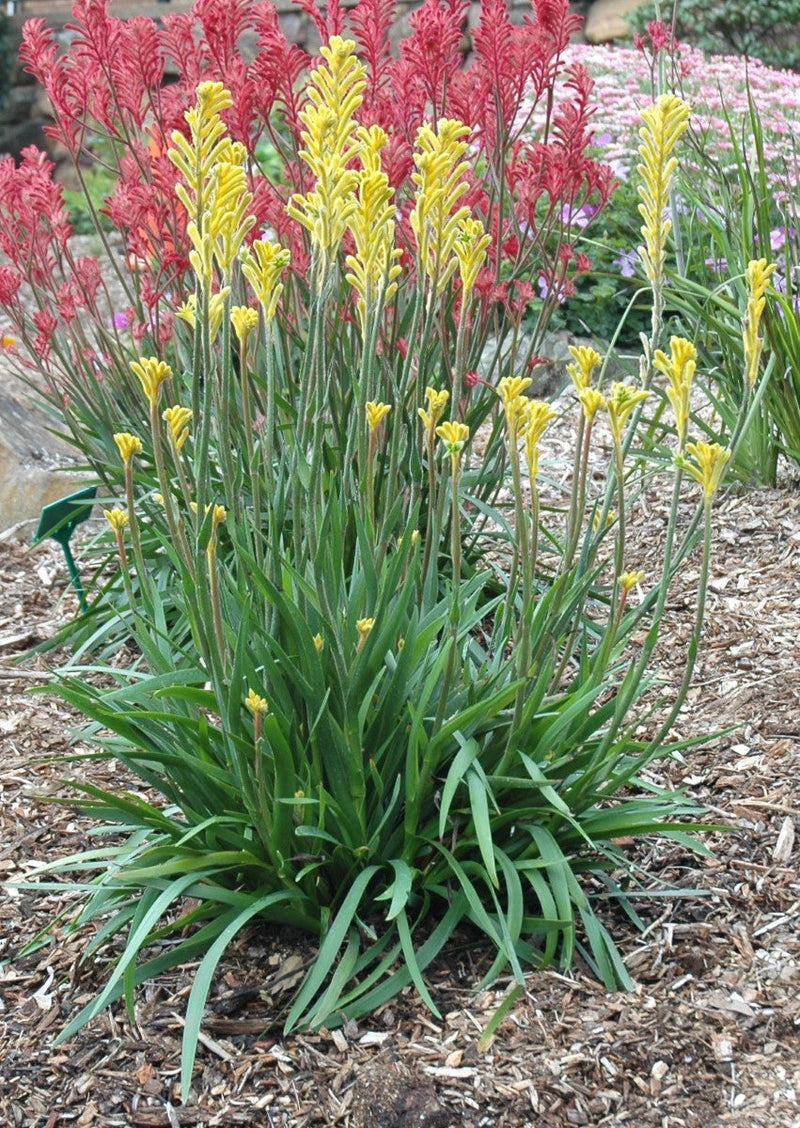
169 82 239 285
168 81 234 201
637 94 691 289
287 37 366 282
186 219 215 284
436 419 470 459
114 431 143 465
230 305 259 347
522 400 556 479
653 335 696 443
245 688 268 715
502 393 528 443
208 160 256 280
178 291 230 343
743 258 777 387
454 216 492 300
605 382 650 443
409 118 473 294
104 507 129 532
497 376 533 406
313 633 324 653
578 386 607 422
567 344 603 391
212 503 227 528
366 400 391 433
680 440 731 503
418 386 450 431
130 356 173 408
163 405 192 452
241 239 291 323
345 125 402 336
620 570 645 592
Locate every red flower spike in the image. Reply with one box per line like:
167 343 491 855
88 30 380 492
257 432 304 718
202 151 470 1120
349 0 396 111
0 267 22 306
399 0 469 118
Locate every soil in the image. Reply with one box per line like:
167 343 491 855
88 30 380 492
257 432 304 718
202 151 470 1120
0 474 799 1128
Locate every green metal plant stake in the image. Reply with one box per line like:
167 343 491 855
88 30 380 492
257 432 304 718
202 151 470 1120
35 486 97 613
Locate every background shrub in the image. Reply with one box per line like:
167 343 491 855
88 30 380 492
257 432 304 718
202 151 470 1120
632 0 800 71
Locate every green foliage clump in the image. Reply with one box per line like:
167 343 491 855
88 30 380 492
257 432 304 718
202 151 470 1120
633 0 800 71
548 178 652 348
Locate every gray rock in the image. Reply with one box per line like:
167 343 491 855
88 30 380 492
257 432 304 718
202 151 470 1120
0 381 85 534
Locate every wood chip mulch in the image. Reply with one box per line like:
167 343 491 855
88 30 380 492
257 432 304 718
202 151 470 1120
0 473 798 1128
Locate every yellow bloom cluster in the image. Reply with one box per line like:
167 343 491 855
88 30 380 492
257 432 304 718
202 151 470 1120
418 386 450 433
497 377 554 477
620 570 645 592
578 387 606 422
453 216 491 300
436 419 470 460
168 82 255 284
163 405 192 452
605 382 650 444
637 95 690 289
114 431 142 465
679 440 731 503
522 400 556 479
497 375 531 441
567 345 602 391
366 400 391 433
653 336 696 445
409 119 473 295
245 688 268 715
240 240 291 324
176 289 230 343
130 357 172 408
206 150 256 281
104 507 129 533
345 125 402 336
230 305 259 347
191 500 227 527
168 81 233 220
743 258 777 387
287 37 366 283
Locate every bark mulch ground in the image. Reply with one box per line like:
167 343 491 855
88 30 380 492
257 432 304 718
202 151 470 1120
0 481 798 1128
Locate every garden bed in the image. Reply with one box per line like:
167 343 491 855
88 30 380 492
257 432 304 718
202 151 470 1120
1 456 798 1128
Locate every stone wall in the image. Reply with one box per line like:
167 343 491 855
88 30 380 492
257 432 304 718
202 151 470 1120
0 0 635 164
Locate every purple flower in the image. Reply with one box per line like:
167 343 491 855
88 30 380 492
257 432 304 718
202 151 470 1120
769 226 796 251
560 203 598 229
114 309 132 331
705 256 728 274
614 249 639 279
537 275 567 304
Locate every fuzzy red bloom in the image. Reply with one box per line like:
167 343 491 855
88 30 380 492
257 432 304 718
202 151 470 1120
0 267 22 307
349 0 396 113
33 309 58 357
399 0 469 118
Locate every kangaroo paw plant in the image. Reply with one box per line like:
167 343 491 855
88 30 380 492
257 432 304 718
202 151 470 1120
2 0 774 1097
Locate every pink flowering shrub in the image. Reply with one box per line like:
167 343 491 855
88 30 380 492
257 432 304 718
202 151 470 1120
559 41 800 187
